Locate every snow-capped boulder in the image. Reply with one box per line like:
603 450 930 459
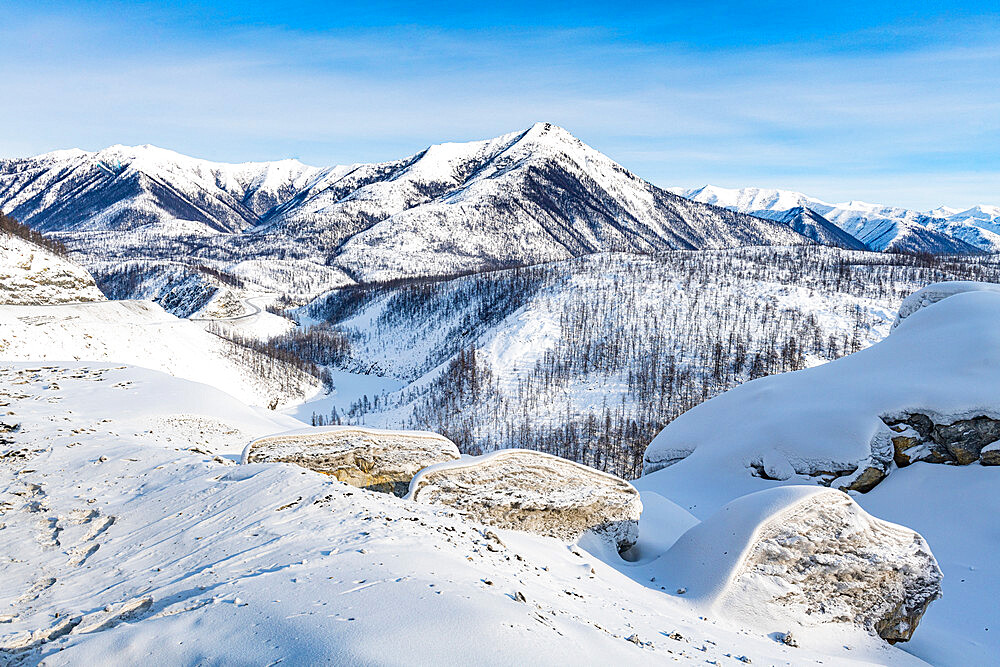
655 487 942 643
242 426 461 496
642 286 1000 493
406 449 642 552
892 281 1000 330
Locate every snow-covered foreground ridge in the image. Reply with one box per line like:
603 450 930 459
640 280 1000 664
1 362 934 665
0 300 318 409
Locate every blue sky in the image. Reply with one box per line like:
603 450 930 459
2 1 999 209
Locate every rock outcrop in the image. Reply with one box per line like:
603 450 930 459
884 413 1000 467
0 230 106 305
406 449 642 552
656 487 942 643
242 426 461 496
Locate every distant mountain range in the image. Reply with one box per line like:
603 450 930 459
1 125 995 311
672 184 999 254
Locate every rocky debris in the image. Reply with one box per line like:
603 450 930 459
883 413 1000 467
840 465 887 493
981 441 1000 466
243 426 460 496
407 449 642 552
659 487 942 644
780 631 798 648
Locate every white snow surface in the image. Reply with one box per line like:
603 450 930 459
892 280 1000 329
0 300 319 408
0 362 923 665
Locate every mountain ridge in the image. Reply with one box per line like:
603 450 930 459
676 184 994 254
0 124 816 302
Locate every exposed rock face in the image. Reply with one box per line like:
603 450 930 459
981 442 1000 466
0 231 106 305
242 427 460 496
659 487 942 644
883 413 1000 467
841 465 887 493
407 449 642 552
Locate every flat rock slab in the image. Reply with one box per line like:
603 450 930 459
406 449 642 552
242 426 460 496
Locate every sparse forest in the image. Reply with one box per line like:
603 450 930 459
307 247 1000 479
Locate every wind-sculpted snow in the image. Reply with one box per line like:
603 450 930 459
407 449 642 552
243 425 460 496
0 232 105 305
0 363 925 665
892 280 1000 329
653 487 942 643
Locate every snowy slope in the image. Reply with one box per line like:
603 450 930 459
638 283 1000 664
681 184 989 254
0 300 318 408
0 231 105 305
0 362 925 665
1 125 813 298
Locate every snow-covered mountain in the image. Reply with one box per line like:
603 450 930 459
678 184 993 254
0 145 321 234
760 206 868 250
0 125 813 304
255 123 811 282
